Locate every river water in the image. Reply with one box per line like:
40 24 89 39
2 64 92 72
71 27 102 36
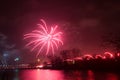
0 69 120 80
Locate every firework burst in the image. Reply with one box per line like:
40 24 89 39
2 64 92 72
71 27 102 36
24 19 63 57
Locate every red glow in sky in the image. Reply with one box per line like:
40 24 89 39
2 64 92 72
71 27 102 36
24 19 63 57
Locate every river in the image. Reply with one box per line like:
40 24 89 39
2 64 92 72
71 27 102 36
0 69 120 80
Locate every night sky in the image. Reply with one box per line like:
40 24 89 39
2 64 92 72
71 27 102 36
0 0 120 60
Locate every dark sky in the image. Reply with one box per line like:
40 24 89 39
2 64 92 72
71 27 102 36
0 0 120 54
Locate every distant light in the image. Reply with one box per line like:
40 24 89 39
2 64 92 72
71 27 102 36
36 65 44 68
74 57 83 60
14 58 19 61
37 59 40 62
3 53 8 57
117 53 120 57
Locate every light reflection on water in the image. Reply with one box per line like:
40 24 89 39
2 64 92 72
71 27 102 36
20 69 64 80
0 69 120 80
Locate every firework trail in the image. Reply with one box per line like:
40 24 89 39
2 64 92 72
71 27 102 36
24 19 63 57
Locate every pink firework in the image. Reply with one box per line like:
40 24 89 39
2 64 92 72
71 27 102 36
24 19 63 57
